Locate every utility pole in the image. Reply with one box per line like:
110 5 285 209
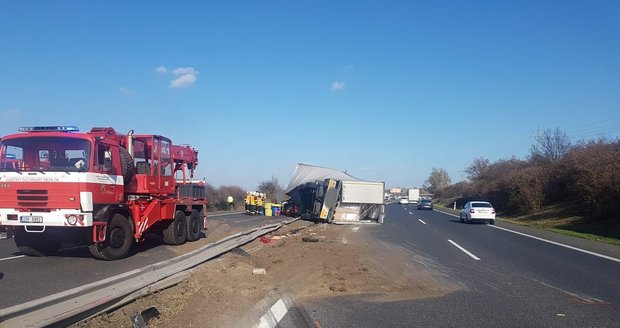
529 126 542 149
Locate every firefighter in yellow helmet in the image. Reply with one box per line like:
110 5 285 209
249 192 257 215
245 192 251 214
256 193 264 215
227 195 235 210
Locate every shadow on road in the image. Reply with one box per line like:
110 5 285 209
448 219 488 225
10 231 207 259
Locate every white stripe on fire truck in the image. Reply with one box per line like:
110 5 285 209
0 172 123 185
139 219 148 234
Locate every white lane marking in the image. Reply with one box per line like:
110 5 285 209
489 225 620 263
418 219 426 225
351 227 360 232
0 255 25 261
437 209 620 263
448 239 481 261
270 299 288 322
408 212 413 215
1 245 88 261
253 298 290 328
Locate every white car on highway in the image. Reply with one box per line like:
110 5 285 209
459 201 496 224
399 196 409 205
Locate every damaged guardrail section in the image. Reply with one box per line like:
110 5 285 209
0 218 298 328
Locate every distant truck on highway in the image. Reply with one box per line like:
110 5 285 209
0 126 207 260
408 188 420 204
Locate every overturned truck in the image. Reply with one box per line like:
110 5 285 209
286 163 384 224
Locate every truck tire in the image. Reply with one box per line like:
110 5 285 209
119 147 135 185
163 210 187 245
88 214 134 260
186 209 201 242
14 229 61 257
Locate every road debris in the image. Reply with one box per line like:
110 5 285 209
329 283 347 292
252 268 267 275
302 235 325 242
130 306 160 328
231 247 251 257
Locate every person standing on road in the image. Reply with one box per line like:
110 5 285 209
250 192 257 215
256 193 264 215
227 195 235 210
245 192 251 214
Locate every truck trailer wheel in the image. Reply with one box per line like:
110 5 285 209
163 210 187 245
88 214 134 260
186 209 201 242
14 229 61 257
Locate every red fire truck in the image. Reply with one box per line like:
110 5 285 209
0 126 207 260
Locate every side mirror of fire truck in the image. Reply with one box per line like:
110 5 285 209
103 150 113 171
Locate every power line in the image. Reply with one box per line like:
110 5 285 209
565 123 620 135
563 116 620 133
571 129 620 139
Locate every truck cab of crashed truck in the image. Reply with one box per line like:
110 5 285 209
0 126 206 260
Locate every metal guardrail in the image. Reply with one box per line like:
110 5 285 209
0 218 299 328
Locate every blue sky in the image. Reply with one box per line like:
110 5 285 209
1 1 619 190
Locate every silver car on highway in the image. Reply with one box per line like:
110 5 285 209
459 201 496 224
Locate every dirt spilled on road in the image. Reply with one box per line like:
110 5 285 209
76 220 456 328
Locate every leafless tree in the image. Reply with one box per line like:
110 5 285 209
530 128 572 163
204 184 246 211
465 157 490 181
424 167 451 195
257 177 284 202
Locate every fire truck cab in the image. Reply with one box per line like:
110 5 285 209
0 126 207 260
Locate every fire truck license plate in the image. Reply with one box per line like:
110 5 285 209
20 216 43 223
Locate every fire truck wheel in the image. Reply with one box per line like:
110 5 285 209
14 229 61 257
163 210 187 245
120 147 136 185
88 214 134 260
186 210 201 242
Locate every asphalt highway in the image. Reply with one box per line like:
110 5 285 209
0 212 282 309
283 203 620 328
3 204 619 327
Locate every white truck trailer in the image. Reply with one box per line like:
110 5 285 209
286 164 385 224
408 188 420 204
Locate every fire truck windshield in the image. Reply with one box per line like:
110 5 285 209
0 136 91 172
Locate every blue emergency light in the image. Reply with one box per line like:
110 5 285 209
18 126 80 132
